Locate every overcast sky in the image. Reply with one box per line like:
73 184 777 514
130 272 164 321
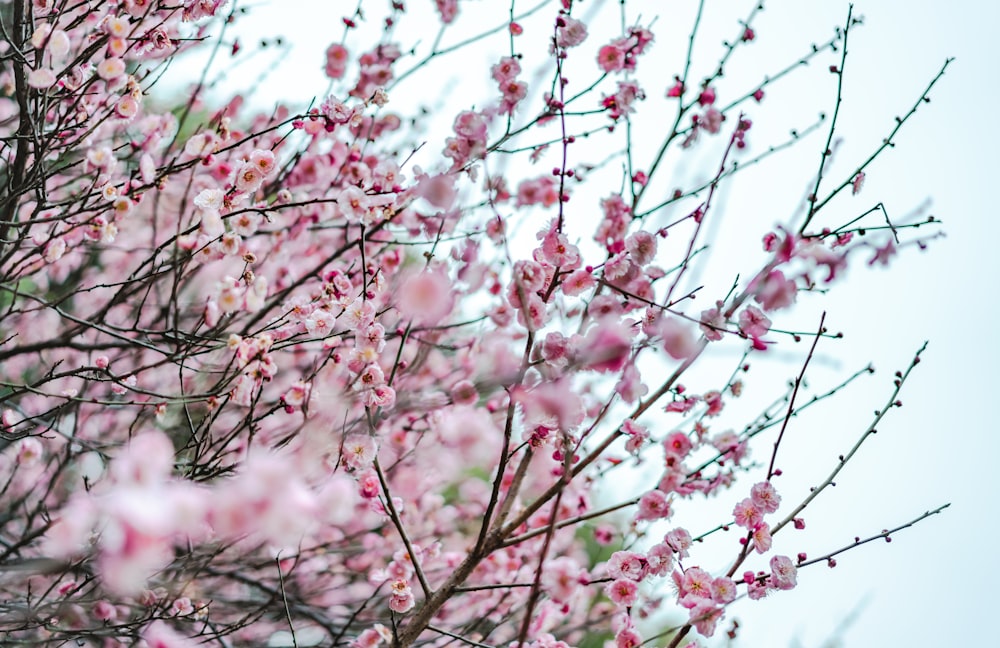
162 1 997 646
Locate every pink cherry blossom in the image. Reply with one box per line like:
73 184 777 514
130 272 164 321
750 481 781 513
710 577 737 604
751 524 773 554
754 269 797 311
615 627 642 648
325 43 349 79
556 16 589 48
738 305 772 339
733 498 763 529
607 550 648 582
665 528 693 558
770 555 798 590
605 578 639 607
388 579 415 612
597 44 627 73
343 435 378 470
688 600 722 637
0 4 946 646
664 431 693 460
142 620 199 648
636 489 672 521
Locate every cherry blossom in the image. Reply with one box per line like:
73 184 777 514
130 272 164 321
0 3 946 647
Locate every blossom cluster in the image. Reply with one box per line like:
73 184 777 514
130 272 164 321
0 1 945 647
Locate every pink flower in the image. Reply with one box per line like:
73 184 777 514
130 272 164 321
663 431 693 460
678 566 714 604
646 543 674 576
142 620 199 648
748 581 769 600
770 555 798 590
398 269 454 325
615 627 642 648
500 79 528 114
343 297 376 329
597 44 627 73
603 81 646 120
636 489 672 521
703 390 723 417
541 556 585 602
388 579 415 612
616 364 647 406
491 56 521 83
27 67 57 89
170 597 194 616
556 16 589 48
110 430 175 486
414 173 457 209
354 628 387 648
754 269 797 311
325 43 349 79
43 238 66 263
625 230 657 266
343 434 378 470
16 437 44 465
115 95 140 120
688 600 722 637
453 110 487 142
434 0 459 23
561 268 596 296
607 550 648 581
517 380 584 431
732 498 763 529
710 577 736 604
357 469 381 499
605 578 639 607
282 381 310 408
516 176 560 207
512 259 546 294
539 229 581 268
364 384 396 409
712 430 747 464
665 528 693 558
580 318 632 373
699 305 726 341
700 108 723 134
337 186 371 221
450 380 478 406
659 317 697 360
234 162 265 194
604 252 633 282
751 524 772 554
304 308 335 337
249 149 276 176
750 481 781 513
93 599 118 622
97 57 126 80
738 305 771 339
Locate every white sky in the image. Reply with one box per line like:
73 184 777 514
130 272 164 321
161 1 998 646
